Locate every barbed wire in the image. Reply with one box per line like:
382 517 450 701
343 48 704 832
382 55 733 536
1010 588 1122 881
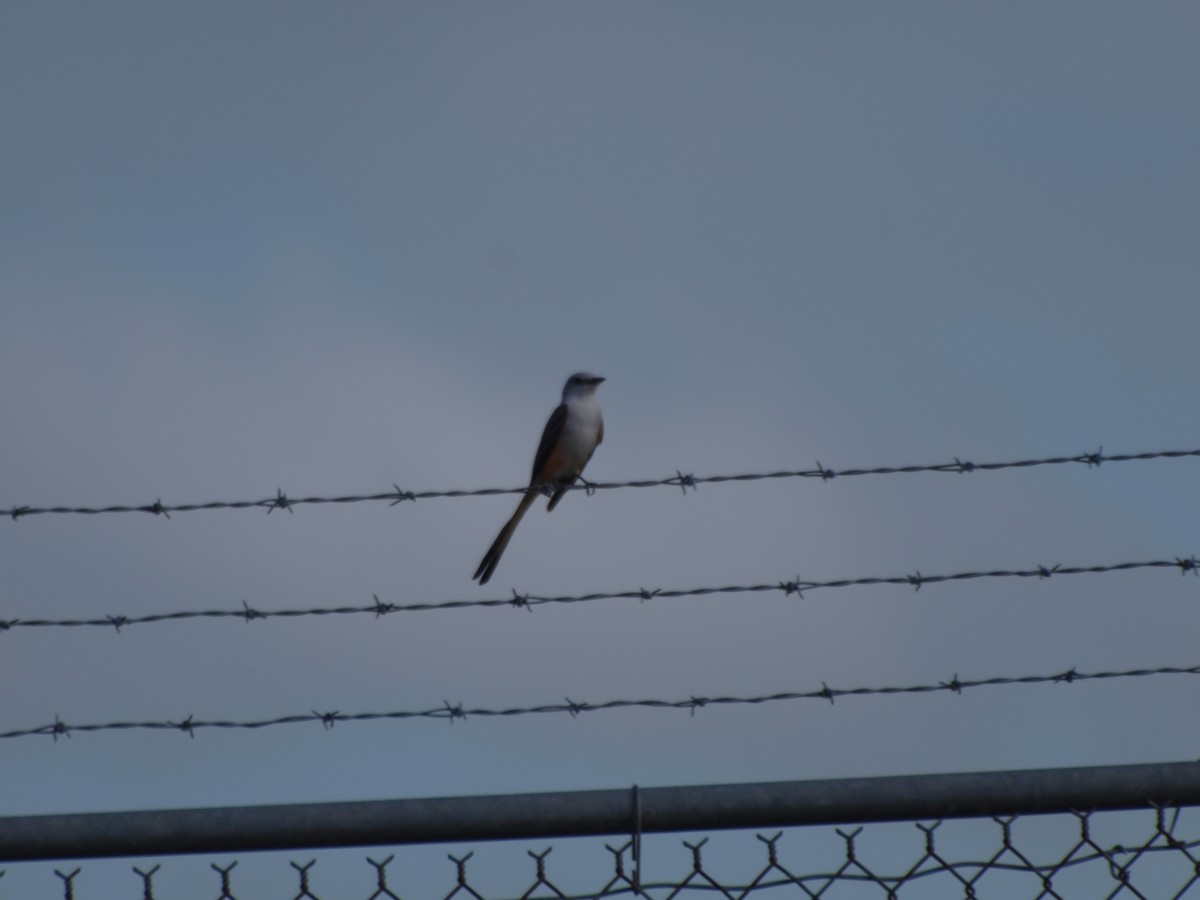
4 661 1197 742
2 555 1195 636
7 446 1199 520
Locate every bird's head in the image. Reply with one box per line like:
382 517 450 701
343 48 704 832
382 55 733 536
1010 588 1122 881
563 372 605 399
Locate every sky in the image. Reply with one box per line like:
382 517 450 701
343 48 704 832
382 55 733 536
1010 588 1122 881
2 2 1199 896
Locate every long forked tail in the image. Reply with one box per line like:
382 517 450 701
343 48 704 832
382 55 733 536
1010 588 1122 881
473 491 537 585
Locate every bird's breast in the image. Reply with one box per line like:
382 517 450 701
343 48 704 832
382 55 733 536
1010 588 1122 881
556 402 603 469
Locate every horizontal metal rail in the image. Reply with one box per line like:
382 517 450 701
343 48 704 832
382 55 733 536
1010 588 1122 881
2 760 1198 862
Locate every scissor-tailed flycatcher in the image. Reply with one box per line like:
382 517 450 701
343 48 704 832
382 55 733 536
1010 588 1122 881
473 372 605 585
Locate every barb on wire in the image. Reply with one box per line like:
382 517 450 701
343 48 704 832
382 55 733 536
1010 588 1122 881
7 447 1200 520
2 662 1197 743
2 556 1194 637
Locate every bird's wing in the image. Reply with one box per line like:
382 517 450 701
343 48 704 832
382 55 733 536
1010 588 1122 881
530 402 568 486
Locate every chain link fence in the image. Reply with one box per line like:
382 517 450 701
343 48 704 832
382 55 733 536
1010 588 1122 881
4 762 1199 898
4 805 1199 898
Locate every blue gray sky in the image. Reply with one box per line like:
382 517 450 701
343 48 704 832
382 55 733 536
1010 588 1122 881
3 2 1199 895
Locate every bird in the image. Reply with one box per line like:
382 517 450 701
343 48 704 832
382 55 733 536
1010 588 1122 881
473 373 605 585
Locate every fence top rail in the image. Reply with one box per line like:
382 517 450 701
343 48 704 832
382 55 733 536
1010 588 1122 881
3 759 1199 862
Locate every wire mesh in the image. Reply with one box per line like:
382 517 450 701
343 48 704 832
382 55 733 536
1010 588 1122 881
5 805 1198 899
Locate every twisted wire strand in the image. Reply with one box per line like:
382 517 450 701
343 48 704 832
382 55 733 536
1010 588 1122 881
7 447 1198 520
6 662 1197 742
2 556 1195 634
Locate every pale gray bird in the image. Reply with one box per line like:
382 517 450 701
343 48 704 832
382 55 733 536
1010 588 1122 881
473 373 605 585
